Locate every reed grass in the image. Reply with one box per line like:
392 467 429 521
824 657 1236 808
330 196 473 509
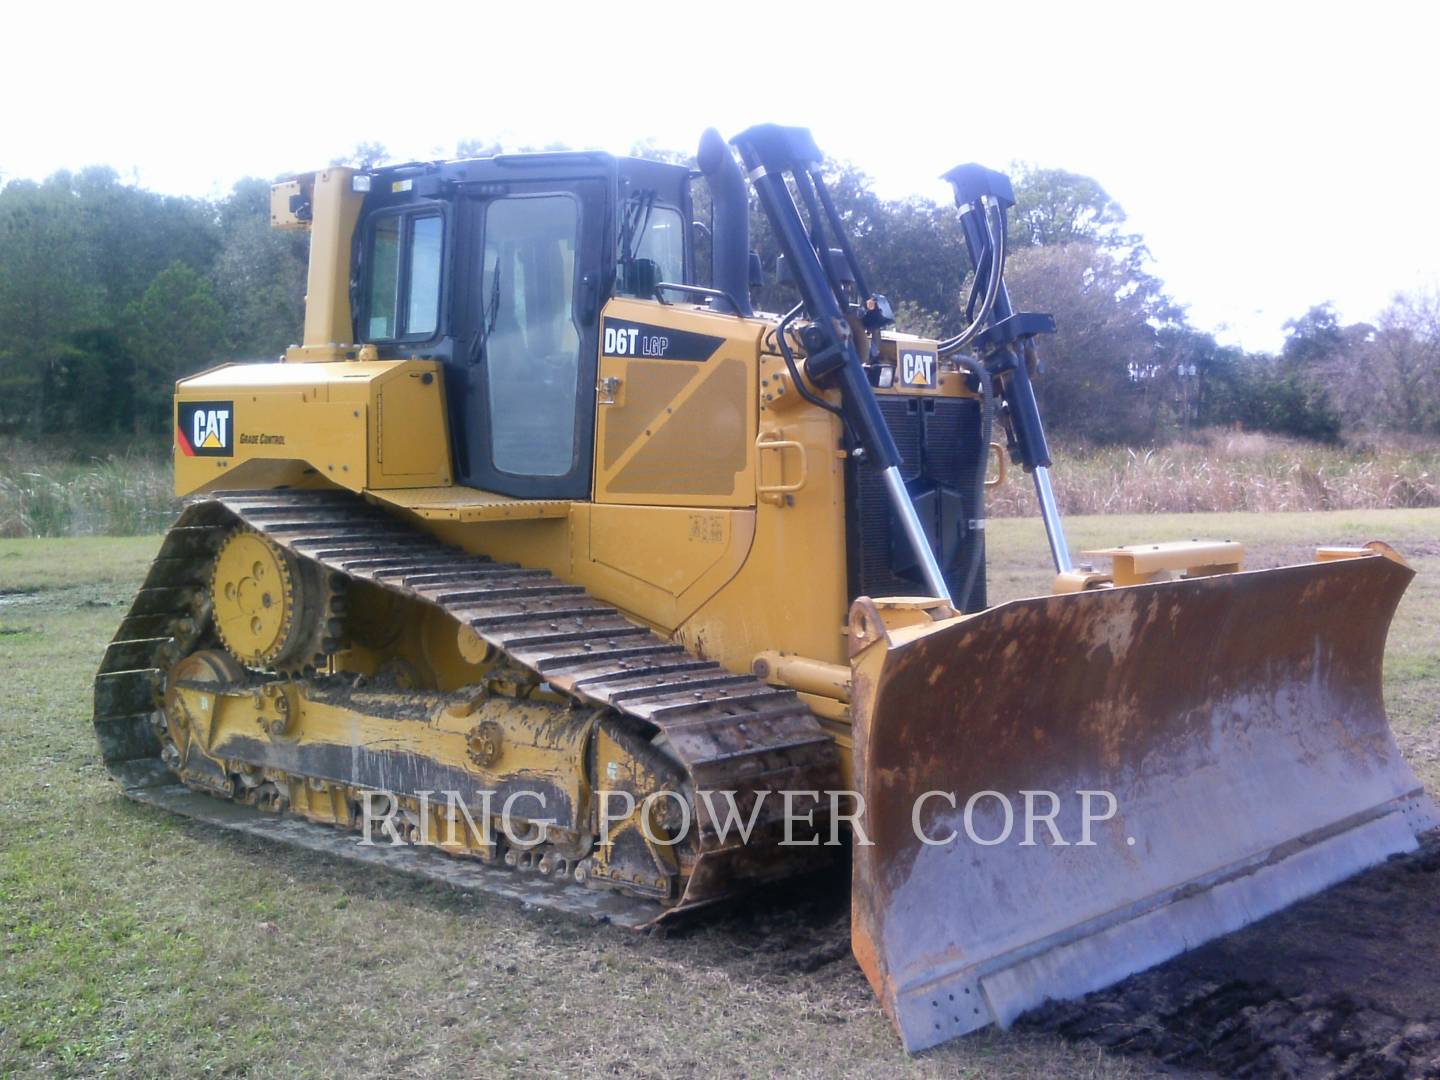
1 431 1436 536
0 440 176 538
989 431 1440 517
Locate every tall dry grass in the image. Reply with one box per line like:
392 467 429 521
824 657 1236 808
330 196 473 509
0 440 177 538
1 431 1437 537
989 430 1440 517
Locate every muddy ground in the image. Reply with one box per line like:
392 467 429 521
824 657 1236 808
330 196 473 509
676 829 1440 1080
1022 831 1440 1079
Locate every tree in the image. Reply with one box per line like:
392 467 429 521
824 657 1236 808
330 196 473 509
1171 331 1250 430
1275 295 1440 438
1007 165 1136 253
1242 361 1342 442
0 176 103 434
846 191 970 333
747 161 971 331
1350 291 1440 435
51 327 138 436
123 263 227 433
1184 328 1342 443
71 166 220 321
212 178 308 359
331 142 391 169
0 168 230 437
1282 303 1344 367
1001 242 1173 444
0 144 1409 448
1155 326 1225 432
455 137 503 159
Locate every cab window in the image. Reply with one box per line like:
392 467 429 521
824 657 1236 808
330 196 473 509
363 211 443 340
635 206 685 285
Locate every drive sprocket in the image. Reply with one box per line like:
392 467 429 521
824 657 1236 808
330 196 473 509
210 528 342 673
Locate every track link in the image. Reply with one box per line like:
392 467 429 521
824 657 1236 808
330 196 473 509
94 489 840 920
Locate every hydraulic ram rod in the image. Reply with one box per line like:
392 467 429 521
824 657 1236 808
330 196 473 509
1032 466 1072 573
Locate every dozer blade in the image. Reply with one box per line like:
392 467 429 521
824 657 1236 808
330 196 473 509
849 550 1437 1054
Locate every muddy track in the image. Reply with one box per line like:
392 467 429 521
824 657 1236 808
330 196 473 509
95 488 840 918
1021 829 1440 1078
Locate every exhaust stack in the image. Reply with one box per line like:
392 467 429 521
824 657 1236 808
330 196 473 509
697 128 753 316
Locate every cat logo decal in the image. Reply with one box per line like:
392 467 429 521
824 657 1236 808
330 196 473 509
177 401 234 457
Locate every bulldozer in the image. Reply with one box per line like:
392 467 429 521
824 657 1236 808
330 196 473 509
94 124 1436 1054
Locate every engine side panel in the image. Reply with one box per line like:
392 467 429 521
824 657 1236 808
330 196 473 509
172 359 451 497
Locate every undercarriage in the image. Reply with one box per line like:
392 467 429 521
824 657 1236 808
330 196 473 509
94 489 840 922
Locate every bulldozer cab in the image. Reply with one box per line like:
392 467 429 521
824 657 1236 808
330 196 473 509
351 154 693 500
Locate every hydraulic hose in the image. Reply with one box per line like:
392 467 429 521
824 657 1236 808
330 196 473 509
938 199 1007 356
773 302 849 429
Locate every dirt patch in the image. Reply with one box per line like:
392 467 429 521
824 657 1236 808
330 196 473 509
665 832 1440 1077
1022 830 1440 1078
1399 723 1440 784
661 855 854 965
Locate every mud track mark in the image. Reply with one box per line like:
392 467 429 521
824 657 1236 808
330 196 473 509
1023 830 1440 1078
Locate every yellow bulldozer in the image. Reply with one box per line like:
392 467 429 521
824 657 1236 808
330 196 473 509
94 125 1435 1053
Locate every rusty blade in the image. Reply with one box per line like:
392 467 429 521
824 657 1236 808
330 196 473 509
850 553 1438 1054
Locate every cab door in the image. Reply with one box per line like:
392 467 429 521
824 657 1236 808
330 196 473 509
451 180 606 498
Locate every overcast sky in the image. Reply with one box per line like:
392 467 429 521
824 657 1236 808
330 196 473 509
3 0 1434 352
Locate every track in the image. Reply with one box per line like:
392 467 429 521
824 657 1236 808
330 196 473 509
93 488 839 921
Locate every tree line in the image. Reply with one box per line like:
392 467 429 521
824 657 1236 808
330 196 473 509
767 162 1439 446
0 169 306 441
1 145 1436 448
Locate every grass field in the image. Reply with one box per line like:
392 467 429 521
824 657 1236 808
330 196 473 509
2 508 1437 1077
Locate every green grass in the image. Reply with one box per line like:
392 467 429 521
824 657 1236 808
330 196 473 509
0 535 161 589
2 510 1436 1076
